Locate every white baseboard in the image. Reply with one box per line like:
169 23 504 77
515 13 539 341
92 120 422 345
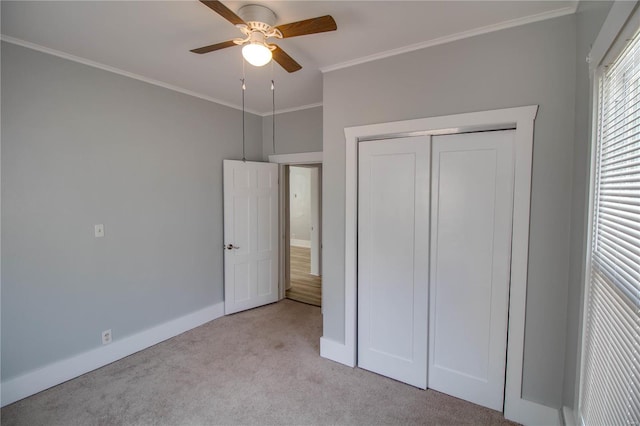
1 302 224 407
320 337 356 367
291 239 311 248
319 336 561 426
505 396 561 426
319 337 561 426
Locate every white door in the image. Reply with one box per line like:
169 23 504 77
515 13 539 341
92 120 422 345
223 160 279 315
428 130 514 410
357 136 430 389
310 166 321 276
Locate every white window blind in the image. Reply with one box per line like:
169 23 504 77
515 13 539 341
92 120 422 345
580 29 640 425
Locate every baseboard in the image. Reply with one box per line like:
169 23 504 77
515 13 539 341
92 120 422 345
505 396 561 426
1 302 224 407
319 335 561 426
320 337 356 367
562 406 577 426
291 239 311 248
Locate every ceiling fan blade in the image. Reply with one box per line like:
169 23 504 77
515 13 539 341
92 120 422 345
272 45 302 73
190 40 237 54
275 15 337 38
199 0 246 26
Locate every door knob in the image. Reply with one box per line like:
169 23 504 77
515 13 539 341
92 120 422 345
225 244 240 250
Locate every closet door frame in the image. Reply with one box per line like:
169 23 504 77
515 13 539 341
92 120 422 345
320 105 547 426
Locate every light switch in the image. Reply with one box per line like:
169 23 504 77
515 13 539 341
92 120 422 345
94 224 105 238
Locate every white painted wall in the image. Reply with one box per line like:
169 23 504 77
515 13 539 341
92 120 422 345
289 166 311 245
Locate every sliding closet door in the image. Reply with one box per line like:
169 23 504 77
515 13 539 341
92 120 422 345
428 130 515 410
357 136 430 389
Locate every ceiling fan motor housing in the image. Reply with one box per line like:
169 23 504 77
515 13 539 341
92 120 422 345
238 4 277 29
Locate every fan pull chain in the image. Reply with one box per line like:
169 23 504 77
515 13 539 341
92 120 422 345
272 79 276 154
241 77 246 162
270 60 276 154
240 58 247 162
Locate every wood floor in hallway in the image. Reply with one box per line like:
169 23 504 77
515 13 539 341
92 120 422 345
286 246 321 306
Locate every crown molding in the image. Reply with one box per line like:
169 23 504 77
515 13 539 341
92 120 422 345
262 102 323 117
0 35 264 116
320 4 579 73
3 2 577 113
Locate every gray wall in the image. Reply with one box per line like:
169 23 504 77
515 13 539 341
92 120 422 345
1 42 262 380
289 166 311 242
322 15 578 408
262 106 323 158
564 1 613 409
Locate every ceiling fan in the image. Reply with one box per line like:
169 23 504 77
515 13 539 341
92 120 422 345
191 0 337 73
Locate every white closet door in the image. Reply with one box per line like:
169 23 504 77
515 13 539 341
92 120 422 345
428 130 515 410
358 136 430 389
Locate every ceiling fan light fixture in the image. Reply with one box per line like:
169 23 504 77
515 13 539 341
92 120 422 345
191 1 337 72
242 42 272 67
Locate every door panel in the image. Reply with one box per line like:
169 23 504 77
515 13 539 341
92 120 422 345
428 131 514 410
223 160 279 315
257 259 272 296
357 136 430 389
233 263 250 302
257 195 273 252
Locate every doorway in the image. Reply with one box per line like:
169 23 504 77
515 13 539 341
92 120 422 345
286 165 322 306
268 152 323 307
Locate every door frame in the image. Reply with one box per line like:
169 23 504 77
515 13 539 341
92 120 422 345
331 106 553 425
309 166 322 276
268 152 323 301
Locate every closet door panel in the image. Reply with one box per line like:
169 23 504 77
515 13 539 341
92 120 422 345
357 136 430 389
428 130 515 410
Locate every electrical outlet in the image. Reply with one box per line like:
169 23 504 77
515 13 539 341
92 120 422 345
102 329 112 345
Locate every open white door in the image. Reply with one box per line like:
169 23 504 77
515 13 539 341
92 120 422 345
223 160 279 315
357 136 430 389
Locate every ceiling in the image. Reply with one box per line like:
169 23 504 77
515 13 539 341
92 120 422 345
1 1 577 115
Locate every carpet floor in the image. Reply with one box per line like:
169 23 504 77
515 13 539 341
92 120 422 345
1 300 516 425
286 246 322 307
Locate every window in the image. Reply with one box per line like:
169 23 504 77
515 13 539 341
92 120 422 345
579 27 640 425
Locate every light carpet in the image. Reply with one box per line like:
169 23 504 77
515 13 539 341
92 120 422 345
1 300 516 425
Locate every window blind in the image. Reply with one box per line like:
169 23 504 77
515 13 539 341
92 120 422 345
580 30 640 425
